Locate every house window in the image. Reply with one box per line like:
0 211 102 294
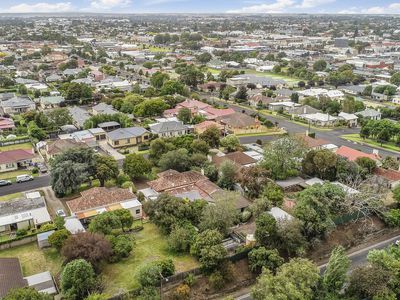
114 140 119 146
6 163 14 169
127 139 131 143
136 209 140 214
144 135 149 140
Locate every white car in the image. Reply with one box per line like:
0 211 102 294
16 174 34 183
56 209 66 217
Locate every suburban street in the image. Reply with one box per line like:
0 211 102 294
234 234 400 300
208 96 399 157
0 175 51 196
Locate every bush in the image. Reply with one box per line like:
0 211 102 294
184 273 196 287
108 234 134 262
61 259 96 300
121 181 136 192
137 286 160 300
48 229 70 250
174 284 190 300
138 263 162 287
240 210 252 223
39 223 56 232
16 229 28 237
116 173 130 186
209 271 225 290
32 167 39 174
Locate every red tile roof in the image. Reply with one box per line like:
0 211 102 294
374 167 400 182
0 149 34 164
335 146 379 162
67 187 136 213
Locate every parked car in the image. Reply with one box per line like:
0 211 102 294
0 179 11 186
56 209 66 217
37 163 48 173
16 174 34 183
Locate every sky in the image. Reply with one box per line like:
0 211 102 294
1 0 400 14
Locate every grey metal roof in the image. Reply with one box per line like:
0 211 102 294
149 121 188 134
107 126 148 141
1 96 34 108
0 196 46 217
68 106 90 128
98 121 120 127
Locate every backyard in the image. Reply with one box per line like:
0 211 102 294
0 142 33 152
0 222 199 296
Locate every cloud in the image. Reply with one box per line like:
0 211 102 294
89 0 131 10
339 2 400 14
144 0 188 5
226 0 296 13
298 0 335 9
4 2 74 13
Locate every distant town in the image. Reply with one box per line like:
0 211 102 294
1 13 400 300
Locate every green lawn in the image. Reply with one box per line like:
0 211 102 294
0 142 33 152
0 192 22 201
243 69 299 85
102 223 199 296
0 169 36 181
341 134 400 153
0 242 62 276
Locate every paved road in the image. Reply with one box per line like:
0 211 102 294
0 175 51 196
208 96 399 157
235 234 400 300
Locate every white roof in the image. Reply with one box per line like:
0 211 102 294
243 150 263 161
0 206 51 227
26 191 41 199
25 271 57 295
327 90 344 98
64 216 86 234
300 113 338 122
321 143 338 150
305 177 324 186
339 112 358 121
268 207 293 221
138 188 159 200
121 199 142 209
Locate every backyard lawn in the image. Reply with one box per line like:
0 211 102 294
102 222 199 296
0 242 62 276
0 142 33 152
341 134 400 152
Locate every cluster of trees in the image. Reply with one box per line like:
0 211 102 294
50 148 122 197
327 64 362 87
83 112 133 129
60 82 93 104
174 63 205 87
360 119 400 145
302 95 364 115
374 84 397 96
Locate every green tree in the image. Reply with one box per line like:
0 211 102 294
262 136 307 180
168 223 197 253
95 155 119 186
159 148 192 172
61 259 96 300
235 86 248 102
355 157 377 174
217 160 236 190
48 229 71 250
3 287 51 300
322 246 350 295
199 192 238 235
220 134 240 152
248 247 284 273
255 213 279 248
313 60 327 71
107 234 134 262
391 72 400 86
238 166 271 199
252 258 320 300
177 107 192 124
150 71 170 89
190 139 210 155
199 126 220 148
260 182 284 206
123 153 152 180
88 211 121 235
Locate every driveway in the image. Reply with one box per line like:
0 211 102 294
41 186 69 218
99 141 126 167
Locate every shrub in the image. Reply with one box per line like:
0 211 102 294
116 173 130 186
121 181 136 192
16 229 28 237
174 284 190 300
39 223 56 232
61 259 96 300
108 234 134 262
137 263 162 287
32 167 39 174
184 273 196 287
241 210 252 223
48 229 70 250
209 271 225 290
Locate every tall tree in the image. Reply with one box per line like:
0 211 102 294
61 259 96 300
123 153 152 180
95 155 119 186
323 246 350 296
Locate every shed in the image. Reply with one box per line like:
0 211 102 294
37 230 55 249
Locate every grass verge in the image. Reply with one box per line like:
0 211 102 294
341 134 400 153
0 192 22 201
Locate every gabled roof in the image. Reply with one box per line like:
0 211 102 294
374 167 400 182
47 139 87 155
107 127 148 141
149 121 188 134
0 149 34 164
0 258 27 298
336 146 379 161
67 187 137 213
212 151 257 168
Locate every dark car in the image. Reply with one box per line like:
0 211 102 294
0 180 12 186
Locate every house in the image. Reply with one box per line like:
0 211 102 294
0 96 35 115
371 92 389 102
268 207 293 221
44 139 88 159
357 108 382 120
248 94 275 108
336 146 380 162
0 117 15 131
145 170 250 211
373 167 400 189
106 126 149 148
0 149 34 173
64 216 86 234
98 121 121 132
92 102 118 115
45 73 62 82
149 120 192 137
338 112 358 127
66 187 142 223
212 151 257 169
0 194 51 233
268 101 301 112
39 95 65 109
299 113 338 127
0 258 57 298
194 121 224 135
298 135 331 150
68 106 91 128
215 112 260 133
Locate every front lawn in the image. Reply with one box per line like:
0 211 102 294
341 134 400 153
0 169 36 181
0 142 33 152
0 242 62 276
102 222 199 296
0 192 22 201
